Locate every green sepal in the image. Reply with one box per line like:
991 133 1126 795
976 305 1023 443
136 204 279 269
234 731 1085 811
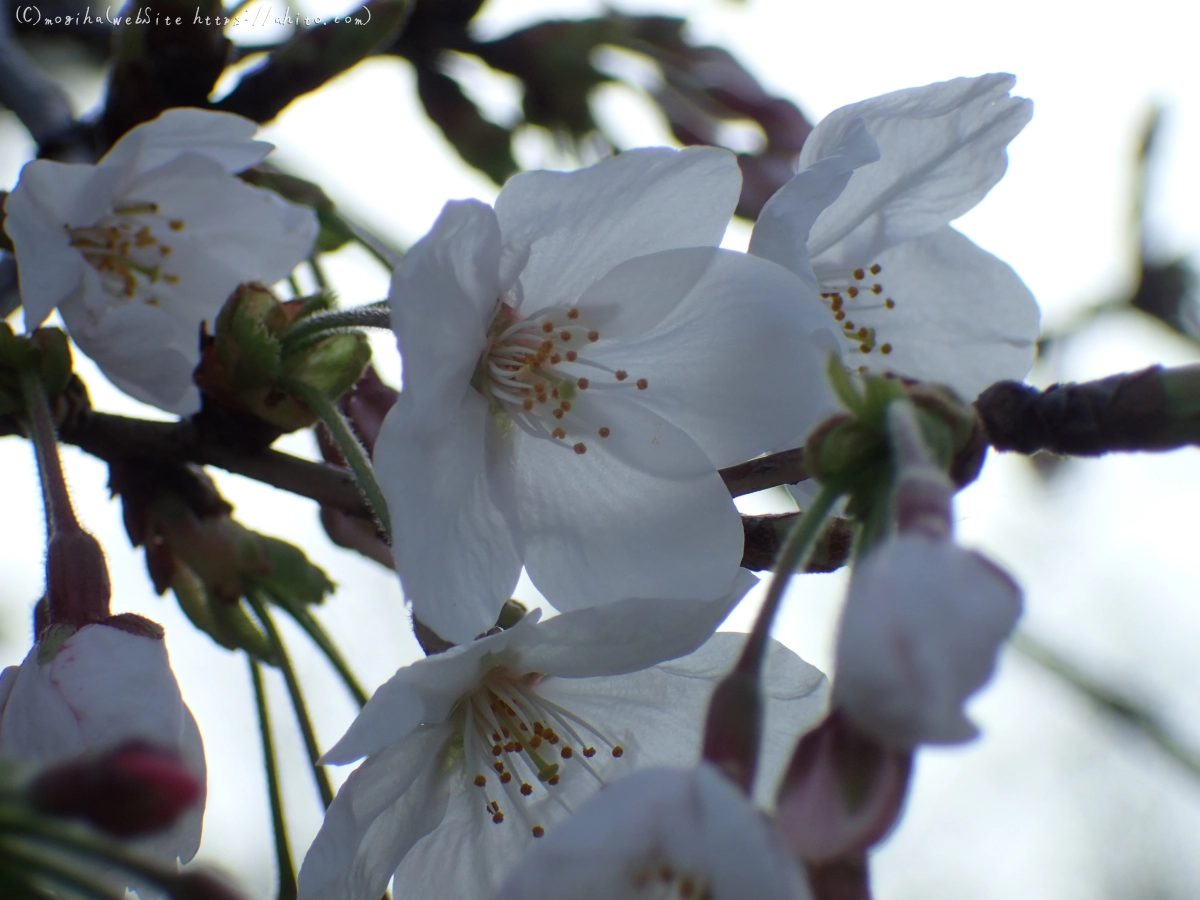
282 331 370 401
36 624 78 664
249 536 336 612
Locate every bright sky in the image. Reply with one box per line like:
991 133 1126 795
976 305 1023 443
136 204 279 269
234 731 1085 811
2 0 1199 896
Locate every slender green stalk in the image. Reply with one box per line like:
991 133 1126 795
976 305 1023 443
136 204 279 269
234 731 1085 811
308 256 329 291
283 605 370 707
0 837 128 900
247 592 336 809
281 377 391 541
738 482 843 675
18 368 78 537
0 809 177 889
281 302 390 351
250 658 298 900
1012 631 1200 779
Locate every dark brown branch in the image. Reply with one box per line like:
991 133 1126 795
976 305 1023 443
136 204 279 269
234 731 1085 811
721 447 808 496
976 365 1200 456
741 514 852 573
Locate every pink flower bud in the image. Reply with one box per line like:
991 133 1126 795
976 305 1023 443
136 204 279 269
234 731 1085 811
833 535 1022 747
775 710 912 863
0 623 206 863
29 741 201 837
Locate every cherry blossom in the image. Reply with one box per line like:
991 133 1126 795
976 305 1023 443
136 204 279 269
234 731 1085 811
297 572 827 900
3 107 319 413
376 147 838 642
750 73 1039 401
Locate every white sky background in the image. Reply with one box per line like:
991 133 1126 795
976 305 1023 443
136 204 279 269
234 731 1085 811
3 0 1200 896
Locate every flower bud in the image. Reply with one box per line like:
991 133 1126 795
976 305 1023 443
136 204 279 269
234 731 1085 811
775 710 911 863
833 535 1022 747
28 741 201 838
0 622 206 863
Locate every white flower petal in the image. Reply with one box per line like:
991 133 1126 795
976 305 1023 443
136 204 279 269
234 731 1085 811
4 161 95 330
587 248 841 467
322 616 542 765
804 73 1032 267
491 764 812 900
749 118 879 285
100 108 270 181
130 159 319 289
389 199 502 428
375 389 524 646
0 651 86 759
495 147 740 309
834 535 1023 746
60 299 204 414
514 395 743 614
541 633 828 807
830 226 1039 397
299 724 455 900
516 571 758 678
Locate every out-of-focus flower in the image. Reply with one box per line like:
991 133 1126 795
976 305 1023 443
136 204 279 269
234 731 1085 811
3 108 318 414
376 146 837 643
27 740 203 839
298 571 827 900
831 402 1023 747
491 763 813 900
750 73 1038 402
0 623 206 863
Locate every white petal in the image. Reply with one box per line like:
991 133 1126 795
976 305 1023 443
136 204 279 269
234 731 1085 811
495 147 740 309
51 626 189 752
375 388 524 647
834 535 1023 746
830 226 1039 397
131 158 318 289
541 633 827 804
60 299 204 414
299 724 455 900
389 199 501 428
804 73 1032 266
322 616 541 765
514 395 743 614
515 570 758 678
100 108 270 181
4 160 95 330
0 649 86 759
586 248 842 467
491 764 812 900
749 119 879 284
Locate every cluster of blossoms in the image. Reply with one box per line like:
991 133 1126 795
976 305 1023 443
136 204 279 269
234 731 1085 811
0 71 1037 898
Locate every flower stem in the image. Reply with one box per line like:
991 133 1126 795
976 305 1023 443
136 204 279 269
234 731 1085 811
0 836 128 900
250 658 298 900
282 605 370 707
281 302 390 351
281 377 391 541
738 481 843 675
247 592 336 809
18 367 78 538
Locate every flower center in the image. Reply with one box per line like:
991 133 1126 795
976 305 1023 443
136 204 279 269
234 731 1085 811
819 263 897 362
461 667 626 838
630 863 710 899
67 202 184 310
474 302 649 455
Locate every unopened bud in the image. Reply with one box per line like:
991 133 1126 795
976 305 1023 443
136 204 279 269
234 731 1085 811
776 710 912 863
701 668 761 794
28 741 201 838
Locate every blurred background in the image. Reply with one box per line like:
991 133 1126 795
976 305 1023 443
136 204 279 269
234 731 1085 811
2 0 1200 896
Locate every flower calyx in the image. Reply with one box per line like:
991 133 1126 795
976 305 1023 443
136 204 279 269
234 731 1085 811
804 357 983 549
194 283 370 432
111 459 334 660
0 325 73 422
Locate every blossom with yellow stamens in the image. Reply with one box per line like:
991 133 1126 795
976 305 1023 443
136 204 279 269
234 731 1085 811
3 107 318 413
